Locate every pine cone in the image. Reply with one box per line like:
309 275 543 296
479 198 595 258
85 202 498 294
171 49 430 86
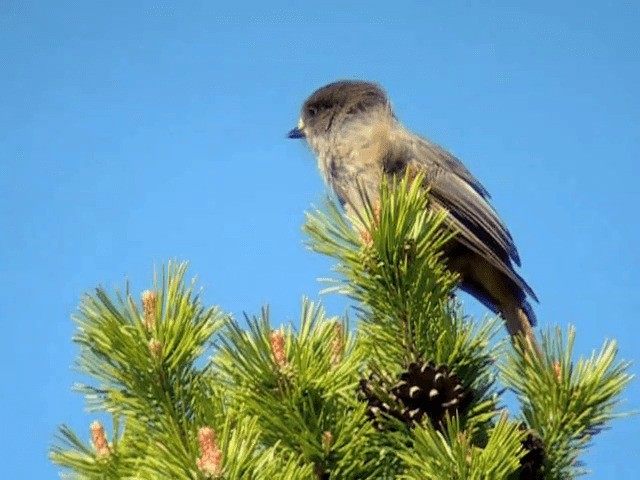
519 425 545 479
391 362 473 426
358 373 403 430
359 362 473 429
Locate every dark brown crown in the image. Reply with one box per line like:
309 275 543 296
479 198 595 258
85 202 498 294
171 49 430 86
300 80 389 133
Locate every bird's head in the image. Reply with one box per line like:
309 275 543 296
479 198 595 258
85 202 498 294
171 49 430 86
287 80 393 151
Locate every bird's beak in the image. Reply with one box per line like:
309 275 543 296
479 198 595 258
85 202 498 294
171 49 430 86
287 119 306 139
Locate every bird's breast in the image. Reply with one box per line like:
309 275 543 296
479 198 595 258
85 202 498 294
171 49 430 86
315 127 393 210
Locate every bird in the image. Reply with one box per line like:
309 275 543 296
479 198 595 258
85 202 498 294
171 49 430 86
287 80 541 355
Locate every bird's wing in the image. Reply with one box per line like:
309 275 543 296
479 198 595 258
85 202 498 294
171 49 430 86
429 172 538 301
413 137 492 199
406 141 537 302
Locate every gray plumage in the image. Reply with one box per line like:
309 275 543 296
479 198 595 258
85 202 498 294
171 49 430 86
288 80 541 354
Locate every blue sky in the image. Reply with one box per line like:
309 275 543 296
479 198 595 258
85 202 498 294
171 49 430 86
1 1 638 477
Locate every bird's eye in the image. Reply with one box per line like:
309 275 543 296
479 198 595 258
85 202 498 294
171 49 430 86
307 106 318 117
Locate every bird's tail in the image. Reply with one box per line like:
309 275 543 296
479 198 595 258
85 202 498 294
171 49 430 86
502 302 543 358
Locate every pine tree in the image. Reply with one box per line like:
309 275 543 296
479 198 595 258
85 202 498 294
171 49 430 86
51 175 632 479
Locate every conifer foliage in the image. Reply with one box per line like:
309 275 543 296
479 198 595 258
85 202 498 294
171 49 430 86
51 176 632 479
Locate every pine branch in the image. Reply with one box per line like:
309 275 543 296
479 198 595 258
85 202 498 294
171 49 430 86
51 176 633 479
303 175 457 366
501 326 634 478
215 300 389 478
398 415 526 479
304 174 501 436
51 263 266 479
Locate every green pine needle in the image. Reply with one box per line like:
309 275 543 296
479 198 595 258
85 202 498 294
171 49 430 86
500 325 634 479
51 176 633 479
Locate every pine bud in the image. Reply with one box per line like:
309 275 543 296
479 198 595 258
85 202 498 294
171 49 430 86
90 421 111 458
148 338 163 360
360 201 380 245
372 200 381 226
330 322 343 366
141 290 157 330
360 227 373 245
322 430 333 454
270 330 287 368
553 361 562 382
197 427 223 477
